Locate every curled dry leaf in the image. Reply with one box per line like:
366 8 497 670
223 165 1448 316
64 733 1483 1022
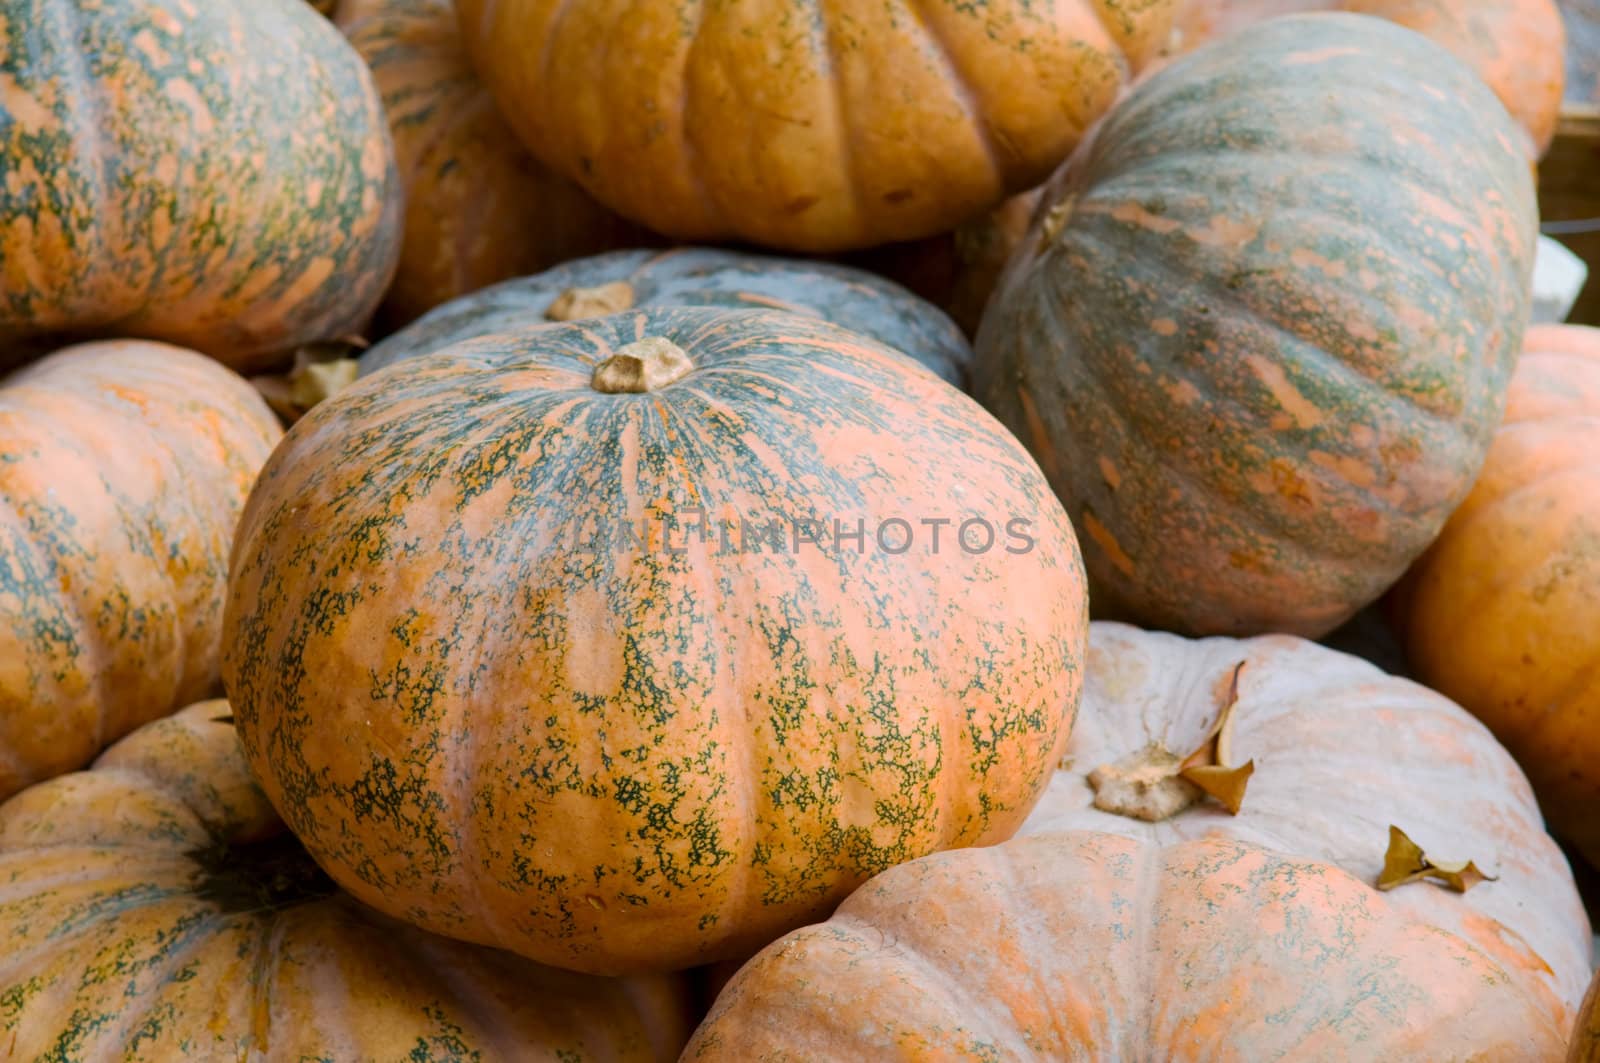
1377 825 1497 894
1088 661 1255 821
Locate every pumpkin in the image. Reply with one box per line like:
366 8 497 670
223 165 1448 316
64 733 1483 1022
332 0 648 329
685 623 1591 1059
1391 325 1600 869
0 702 694 1059
357 247 974 388
223 305 1088 976
847 191 1043 341
0 341 282 800
1172 0 1567 155
974 13 1538 639
1574 969 1600 1061
0 0 401 373
453 0 1176 253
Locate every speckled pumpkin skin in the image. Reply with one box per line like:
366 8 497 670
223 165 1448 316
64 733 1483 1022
1393 326 1600 870
357 247 974 388
1567 0 1600 104
0 0 401 373
224 306 1088 976
332 0 647 328
0 341 282 800
1172 0 1567 155
454 0 1176 253
975 14 1537 639
0 702 694 1060
686 623 1589 1059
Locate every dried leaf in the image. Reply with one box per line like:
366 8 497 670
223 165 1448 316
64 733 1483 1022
289 358 359 410
1376 825 1496 893
249 337 366 424
1177 661 1254 815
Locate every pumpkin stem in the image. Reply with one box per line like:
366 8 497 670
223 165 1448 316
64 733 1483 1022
547 281 636 321
189 830 338 915
592 337 695 393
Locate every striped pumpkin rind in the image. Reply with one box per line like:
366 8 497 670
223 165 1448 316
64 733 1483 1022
225 306 1088 975
975 13 1537 638
357 247 974 388
0 703 694 1060
0 0 401 373
0 341 282 800
332 0 648 328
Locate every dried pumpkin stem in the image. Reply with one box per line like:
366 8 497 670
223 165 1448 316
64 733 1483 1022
547 281 636 322
591 337 694 394
1088 661 1254 822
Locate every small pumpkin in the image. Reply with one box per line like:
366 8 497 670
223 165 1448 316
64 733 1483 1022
0 702 693 1059
224 306 1088 976
357 248 974 388
454 0 1176 253
974 13 1538 638
0 0 400 373
332 0 648 328
1392 324 1600 869
0 341 282 800
1172 0 1567 155
686 623 1591 1058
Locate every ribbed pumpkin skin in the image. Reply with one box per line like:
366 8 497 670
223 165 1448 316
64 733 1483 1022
1568 0 1600 104
0 0 400 373
1173 0 1567 154
975 14 1537 639
686 623 1588 1059
0 703 693 1060
1393 325 1600 869
454 0 1176 253
357 248 974 387
0 342 282 800
332 0 646 328
224 306 1088 976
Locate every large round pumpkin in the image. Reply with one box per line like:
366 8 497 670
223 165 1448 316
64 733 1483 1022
685 623 1590 1058
1392 324 1600 868
453 0 1176 253
1172 0 1567 155
357 248 974 388
1574 968 1600 1061
0 341 282 800
1568 0 1600 104
224 306 1088 975
974 13 1538 639
332 0 647 328
0 702 693 1059
0 0 401 372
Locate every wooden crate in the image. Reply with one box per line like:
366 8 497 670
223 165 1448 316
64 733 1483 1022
1540 105 1600 325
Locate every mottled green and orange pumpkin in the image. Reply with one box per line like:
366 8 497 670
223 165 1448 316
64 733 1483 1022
687 623 1591 1059
357 247 974 388
0 341 282 800
1567 0 1600 104
1392 325 1600 869
975 13 1538 638
332 0 647 328
454 0 1176 253
1171 0 1567 155
0 0 401 372
0 702 694 1060
224 306 1088 975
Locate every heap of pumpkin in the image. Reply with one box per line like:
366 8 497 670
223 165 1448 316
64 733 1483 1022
3 0 1599 1058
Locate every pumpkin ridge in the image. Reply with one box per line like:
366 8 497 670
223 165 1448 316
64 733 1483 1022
901 0 1005 188
49 0 119 325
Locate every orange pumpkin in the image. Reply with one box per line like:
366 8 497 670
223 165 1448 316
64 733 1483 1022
223 306 1089 975
1172 0 1567 155
332 0 648 328
1393 324 1600 868
1574 968 1600 1061
0 0 401 373
454 0 1176 253
687 623 1592 1058
0 702 694 1059
0 341 282 799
